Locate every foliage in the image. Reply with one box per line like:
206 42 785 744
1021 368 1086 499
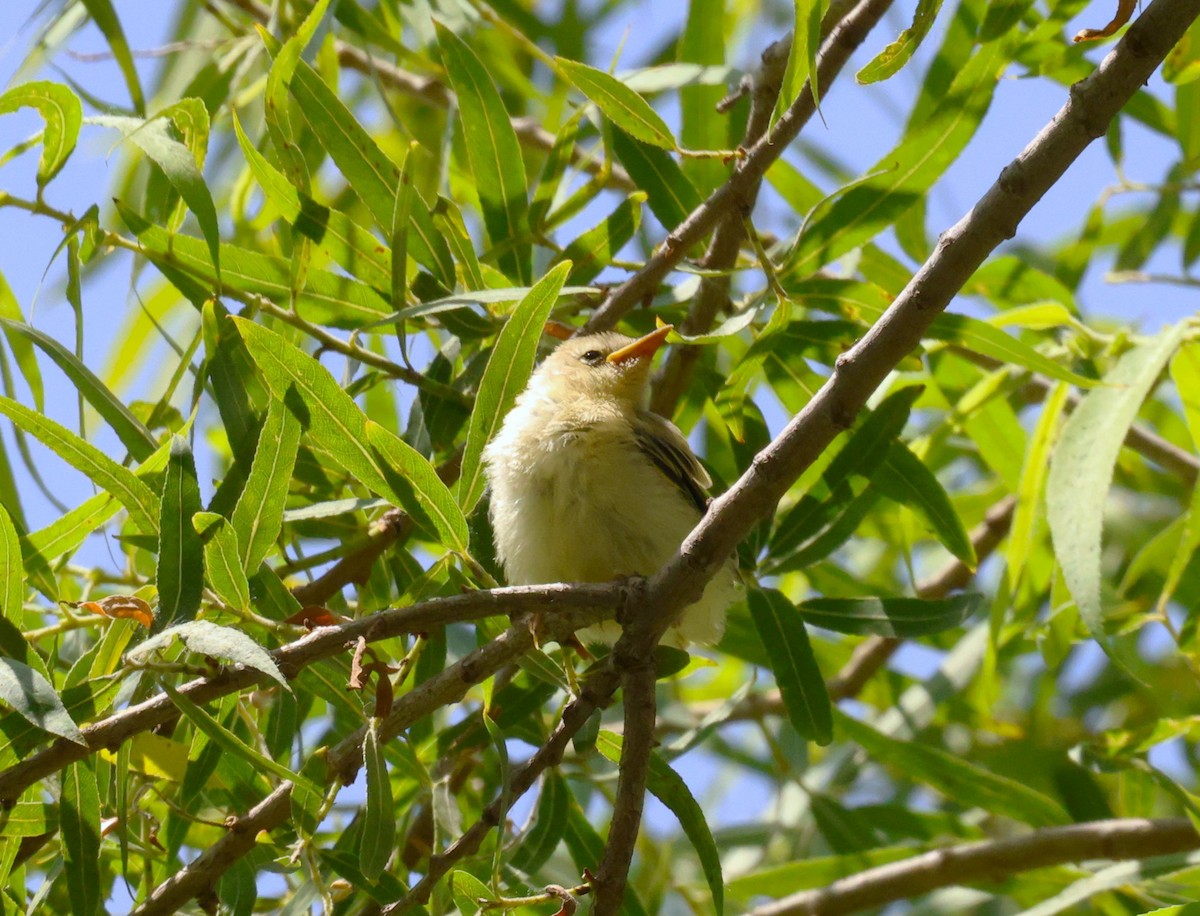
1 0 1199 913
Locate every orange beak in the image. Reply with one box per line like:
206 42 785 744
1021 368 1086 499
606 324 673 365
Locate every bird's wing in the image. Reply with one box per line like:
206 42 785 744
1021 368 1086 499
633 411 711 514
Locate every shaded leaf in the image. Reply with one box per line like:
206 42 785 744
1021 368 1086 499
157 436 203 627
873 441 975 568
60 760 102 916
0 656 86 745
798 593 983 636
230 399 300 572
129 619 286 686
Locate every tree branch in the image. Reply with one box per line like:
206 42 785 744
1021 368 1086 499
132 782 294 916
746 817 1200 916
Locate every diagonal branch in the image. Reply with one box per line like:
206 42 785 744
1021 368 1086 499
746 817 1200 916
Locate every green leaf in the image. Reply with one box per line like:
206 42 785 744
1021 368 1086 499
233 318 467 551
611 128 703 231
873 441 975 568
834 710 1070 826
777 0 830 121
679 0 728 191
0 318 157 462
797 593 983 636
0 81 81 189
60 760 102 916
458 262 571 515
556 57 675 148
0 656 86 745
360 719 395 881
0 271 43 412
0 503 20 626
193 512 251 612
285 58 455 287
554 193 645 284
510 771 568 874
436 22 531 284
0 395 159 534
1171 340 1200 451
79 0 144 113
129 619 286 686
157 435 204 627
230 399 300 572
857 0 945 83
727 845 921 899
747 588 833 744
597 731 724 912
1047 324 1187 672
91 114 220 282
451 870 491 915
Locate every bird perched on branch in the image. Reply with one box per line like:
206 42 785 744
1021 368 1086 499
483 324 737 649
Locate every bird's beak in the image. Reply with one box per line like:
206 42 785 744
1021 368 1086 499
607 325 673 364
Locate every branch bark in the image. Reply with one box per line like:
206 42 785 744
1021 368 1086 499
746 817 1200 916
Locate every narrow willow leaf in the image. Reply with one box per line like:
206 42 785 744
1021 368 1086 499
193 513 251 612
727 846 921 899
157 436 203 627
79 0 143 113
92 115 220 281
554 193 644 284
834 709 1070 826
1007 382 1070 592
0 656 86 745
747 588 833 744
0 673 125 771
232 111 390 290
784 41 1008 277
679 0 728 191
0 81 81 188
451 870 491 915
117 204 391 329
60 760 102 916
873 441 975 568
0 271 43 411
360 719 396 881
233 318 467 551
0 802 56 838
530 110 583 230
0 318 156 461
458 262 572 515
1047 324 1187 671
1171 340 1200 450
597 731 724 912
556 57 675 148
129 618 286 685
263 0 332 190
286 58 455 287
436 22 531 283
798 593 983 636
777 0 829 122
857 0 945 83
0 504 22 626
510 771 568 873
611 128 703 230
0 396 158 533
230 399 299 572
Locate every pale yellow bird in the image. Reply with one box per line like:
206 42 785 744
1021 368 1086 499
483 325 737 649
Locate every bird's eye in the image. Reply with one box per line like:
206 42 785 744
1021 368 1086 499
580 349 604 365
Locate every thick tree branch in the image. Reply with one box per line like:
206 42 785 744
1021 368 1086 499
0 584 621 803
746 817 1200 916
133 782 294 916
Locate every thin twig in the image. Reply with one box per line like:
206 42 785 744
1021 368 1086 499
746 817 1200 915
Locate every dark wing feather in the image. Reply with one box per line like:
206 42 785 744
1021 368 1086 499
632 411 711 514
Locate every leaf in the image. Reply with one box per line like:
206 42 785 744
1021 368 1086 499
91 114 220 282
1047 324 1187 671
0 395 158 533
834 710 1070 826
777 0 830 121
873 441 976 568
554 193 645 284
360 719 395 881
193 513 251 612
556 57 675 148
0 319 157 462
157 436 203 628
0 504 22 627
128 619 287 686
436 22 531 283
678 0 728 191
458 262 572 516
857 0 945 83
747 588 833 744
597 731 724 913
1007 382 1070 592
510 771 569 874
233 318 467 551
611 128 703 230
60 760 102 916
79 0 144 113
0 271 43 413
0 81 82 189
1171 340 1200 451
230 399 300 572
0 656 86 745
797 593 984 636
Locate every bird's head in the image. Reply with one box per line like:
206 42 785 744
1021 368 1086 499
536 325 673 408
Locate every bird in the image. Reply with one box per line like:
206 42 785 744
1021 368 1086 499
482 324 738 649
